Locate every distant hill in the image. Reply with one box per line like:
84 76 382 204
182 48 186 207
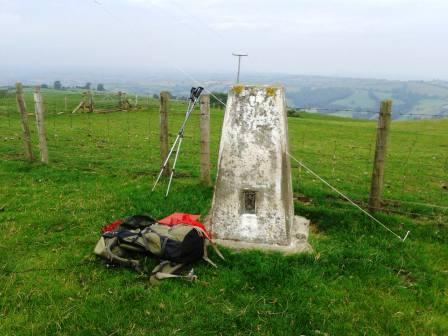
101 74 448 120
276 75 448 120
2 70 447 120
189 75 448 120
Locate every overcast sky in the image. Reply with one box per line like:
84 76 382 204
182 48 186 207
1 0 447 81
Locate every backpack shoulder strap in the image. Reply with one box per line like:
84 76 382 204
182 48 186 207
201 237 225 268
149 261 196 285
104 237 142 271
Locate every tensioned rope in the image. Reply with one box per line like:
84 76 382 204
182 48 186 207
91 0 228 108
91 0 448 124
89 0 415 241
287 152 410 242
173 66 228 107
153 71 412 242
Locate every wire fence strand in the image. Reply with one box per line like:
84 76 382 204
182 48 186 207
1 89 447 223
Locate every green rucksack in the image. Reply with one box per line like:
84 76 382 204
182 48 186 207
94 215 223 284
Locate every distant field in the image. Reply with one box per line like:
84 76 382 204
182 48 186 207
0 89 447 335
411 98 448 116
283 77 448 119
332 89 377 109
4 75 448 120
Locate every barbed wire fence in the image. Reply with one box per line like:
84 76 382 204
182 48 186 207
1 86 447 223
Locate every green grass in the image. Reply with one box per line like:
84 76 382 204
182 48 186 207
0 89 447 335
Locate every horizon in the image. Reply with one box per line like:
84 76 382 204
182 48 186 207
1 66 447 88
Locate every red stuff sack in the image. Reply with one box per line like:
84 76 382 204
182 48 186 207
158 213 210 239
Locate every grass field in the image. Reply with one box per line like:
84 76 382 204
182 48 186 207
1 89 447 335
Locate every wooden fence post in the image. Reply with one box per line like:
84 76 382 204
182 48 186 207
159 91 171 176
200 94 211 185
33 86 49 164
82 92 86 113
15 82 34 161
123 92 129 110
87 90 94 112
369 100 392 211
118 91 123 110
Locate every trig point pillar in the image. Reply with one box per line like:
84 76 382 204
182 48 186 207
210 85 311 253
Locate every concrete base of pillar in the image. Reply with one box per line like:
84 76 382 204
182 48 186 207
213 216 312 254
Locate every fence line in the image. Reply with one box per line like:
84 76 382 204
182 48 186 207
1 88 446 222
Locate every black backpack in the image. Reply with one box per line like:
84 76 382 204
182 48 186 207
94 215 222 283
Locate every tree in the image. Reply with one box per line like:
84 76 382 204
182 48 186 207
97 83 105 91
53 81 62 90
41 84 49 89
85 82 91 90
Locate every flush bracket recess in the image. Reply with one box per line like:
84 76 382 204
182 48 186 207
242 190 256 214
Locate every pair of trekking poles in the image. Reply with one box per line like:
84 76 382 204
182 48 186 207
152 87 204 197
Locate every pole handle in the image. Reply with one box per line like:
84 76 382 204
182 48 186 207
190 87 204 100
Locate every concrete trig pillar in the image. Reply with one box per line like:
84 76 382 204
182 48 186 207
210 85 310 253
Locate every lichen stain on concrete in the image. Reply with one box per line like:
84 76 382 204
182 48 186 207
266 86 277 97
232 85 244 95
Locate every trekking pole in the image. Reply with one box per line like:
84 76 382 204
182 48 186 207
152 87 204 194
152 99 194 190
152 100 192 191
165 133 184 197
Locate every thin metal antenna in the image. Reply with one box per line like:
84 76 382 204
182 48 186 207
232 53 248 83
